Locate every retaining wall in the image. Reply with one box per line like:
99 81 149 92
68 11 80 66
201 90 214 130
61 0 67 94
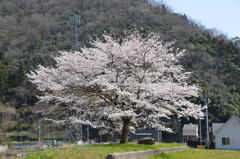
106 146 188 159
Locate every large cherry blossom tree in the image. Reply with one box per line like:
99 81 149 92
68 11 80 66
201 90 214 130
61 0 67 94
28 33 203 143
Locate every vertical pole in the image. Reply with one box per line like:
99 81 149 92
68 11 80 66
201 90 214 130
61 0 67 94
20 123 23 142
38 119 41 143
47 125 49 142
87 125 89 143
206 98 210 149
64 119 67 142
69 15 80 51
27 139 29 151
73 18 76 50
74 18 77 50
80 124 82 141
157 130 161 142
199 119 202 144
65 121 67 142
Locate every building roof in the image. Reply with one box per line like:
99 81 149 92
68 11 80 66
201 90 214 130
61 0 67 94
183 124 198 131
214 115 240 135
212 123 224 135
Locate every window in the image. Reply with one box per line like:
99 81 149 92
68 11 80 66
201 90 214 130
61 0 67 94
222 137 230 145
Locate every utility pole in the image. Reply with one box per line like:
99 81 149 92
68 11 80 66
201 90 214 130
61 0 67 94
20 123 23 142
38 118 41 143
69 15 81 51
157 130 162 142
80 124 83 141
205 95 210 149
100 134 102 143
199 119 202 144
87 124 89 143
47 125 50 142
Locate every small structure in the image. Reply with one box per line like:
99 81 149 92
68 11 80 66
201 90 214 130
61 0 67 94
213 115 240 150
129 129 162 142
0 145 8 153
182 124 198 143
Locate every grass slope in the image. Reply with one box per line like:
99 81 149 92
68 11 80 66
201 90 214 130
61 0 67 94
149 149 240 159
23 143 181 159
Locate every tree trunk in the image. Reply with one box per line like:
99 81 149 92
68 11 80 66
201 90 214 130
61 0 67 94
120 117 132 144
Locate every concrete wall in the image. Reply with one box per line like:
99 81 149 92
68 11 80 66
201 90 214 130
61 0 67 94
106 146 188 159
215 116 240 150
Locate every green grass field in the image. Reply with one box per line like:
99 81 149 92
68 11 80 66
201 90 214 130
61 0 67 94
22 143 181 159
149 149 240 159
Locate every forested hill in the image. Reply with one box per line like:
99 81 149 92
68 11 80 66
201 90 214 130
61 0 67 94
0 0 240 133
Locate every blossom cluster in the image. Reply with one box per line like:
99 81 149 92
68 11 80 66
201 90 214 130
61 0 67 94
28 33 203 133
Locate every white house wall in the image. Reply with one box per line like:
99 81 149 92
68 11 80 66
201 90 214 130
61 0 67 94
183 130 198 136
215 116 240 150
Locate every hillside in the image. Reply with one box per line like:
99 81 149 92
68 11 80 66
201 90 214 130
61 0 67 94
0 0 240 138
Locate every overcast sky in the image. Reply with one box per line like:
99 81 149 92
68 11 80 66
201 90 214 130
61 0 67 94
160 0 240 38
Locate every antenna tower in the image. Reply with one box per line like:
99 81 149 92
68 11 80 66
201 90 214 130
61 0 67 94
69 15 81 51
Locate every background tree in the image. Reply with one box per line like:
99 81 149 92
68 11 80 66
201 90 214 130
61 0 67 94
28 33 203 143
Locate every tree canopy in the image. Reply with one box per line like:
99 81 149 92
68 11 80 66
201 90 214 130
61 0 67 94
28 34 203 143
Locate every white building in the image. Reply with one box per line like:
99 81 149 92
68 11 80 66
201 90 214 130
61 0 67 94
182 124 198 142
213 115 240 150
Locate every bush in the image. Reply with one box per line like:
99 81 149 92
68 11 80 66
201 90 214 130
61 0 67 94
137 137 155 145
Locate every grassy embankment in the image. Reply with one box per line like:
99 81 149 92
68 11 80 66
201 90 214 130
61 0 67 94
149 149 240 159
22 143 181 159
